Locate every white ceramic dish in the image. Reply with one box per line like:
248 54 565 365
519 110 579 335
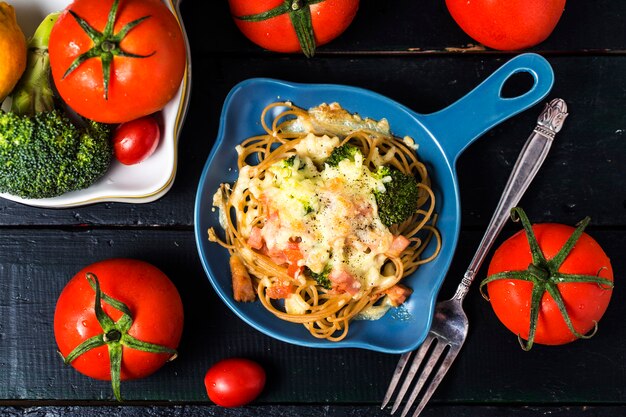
2 0 191 208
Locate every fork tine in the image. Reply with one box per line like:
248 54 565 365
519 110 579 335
381 351 413 409
389 335 435 414
404 345 463 417
399 341 447 417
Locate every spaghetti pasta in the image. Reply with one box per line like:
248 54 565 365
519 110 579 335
209 102 441 341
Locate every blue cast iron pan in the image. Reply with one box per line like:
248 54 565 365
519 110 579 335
194 53 554 353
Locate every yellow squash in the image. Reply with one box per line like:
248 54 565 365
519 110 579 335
0 2 27 102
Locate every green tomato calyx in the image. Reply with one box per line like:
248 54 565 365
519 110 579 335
60 273 177 402
235 0 326 58
479 207 613 351
62 0 155 100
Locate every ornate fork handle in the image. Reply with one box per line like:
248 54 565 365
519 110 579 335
453 98 569 301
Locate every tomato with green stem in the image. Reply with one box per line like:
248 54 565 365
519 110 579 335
228 0 359 57
49 0 186 123
481 208 613 350
54 259 184 401
445 0 566 51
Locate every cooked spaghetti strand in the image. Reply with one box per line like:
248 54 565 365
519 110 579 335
209 102 441 341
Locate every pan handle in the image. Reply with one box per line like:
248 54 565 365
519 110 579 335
421 53 554 163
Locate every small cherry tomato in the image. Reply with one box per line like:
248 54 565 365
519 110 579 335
204 358 266 407
445 0 566 50
112 116 160 165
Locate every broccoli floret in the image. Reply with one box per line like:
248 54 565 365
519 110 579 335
283 155 297 167
0 12 112 199
373 166 420 227
282 155 304 170
0 111 111 199
305 265 332 290
325 144 361 167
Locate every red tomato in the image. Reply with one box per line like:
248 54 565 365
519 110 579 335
445 0 566 50
284 241 304 278
482 209 613 349
204 358 266 407
49 0 186 123
113 116 161 165
228 0 359 56
54 259 184 399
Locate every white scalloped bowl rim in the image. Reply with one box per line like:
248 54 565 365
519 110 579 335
2 0 190 208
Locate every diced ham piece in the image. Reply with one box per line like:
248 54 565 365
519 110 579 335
257 211 291 265
385 284 413 306
266 246 288 266
266 283 295 299
387 235 410 257
356 201 373 217
247 226 264 250
329 268 361 296
260 211 281 249
229 254 256 302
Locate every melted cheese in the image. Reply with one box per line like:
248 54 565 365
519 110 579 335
232 133 395 297
285 293 310 315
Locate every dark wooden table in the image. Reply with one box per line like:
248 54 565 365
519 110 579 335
2 1 625 416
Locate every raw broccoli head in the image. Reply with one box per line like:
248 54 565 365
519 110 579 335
325 144 361 167
0 110 112 199
0 12 112 200
373 165 420 227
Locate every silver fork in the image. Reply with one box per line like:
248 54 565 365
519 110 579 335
381 98 569 417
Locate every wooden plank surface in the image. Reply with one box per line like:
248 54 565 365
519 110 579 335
1 0 625 414
0 55 624 227
196 0 626 53
0 229 623 403
3 405 626 417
